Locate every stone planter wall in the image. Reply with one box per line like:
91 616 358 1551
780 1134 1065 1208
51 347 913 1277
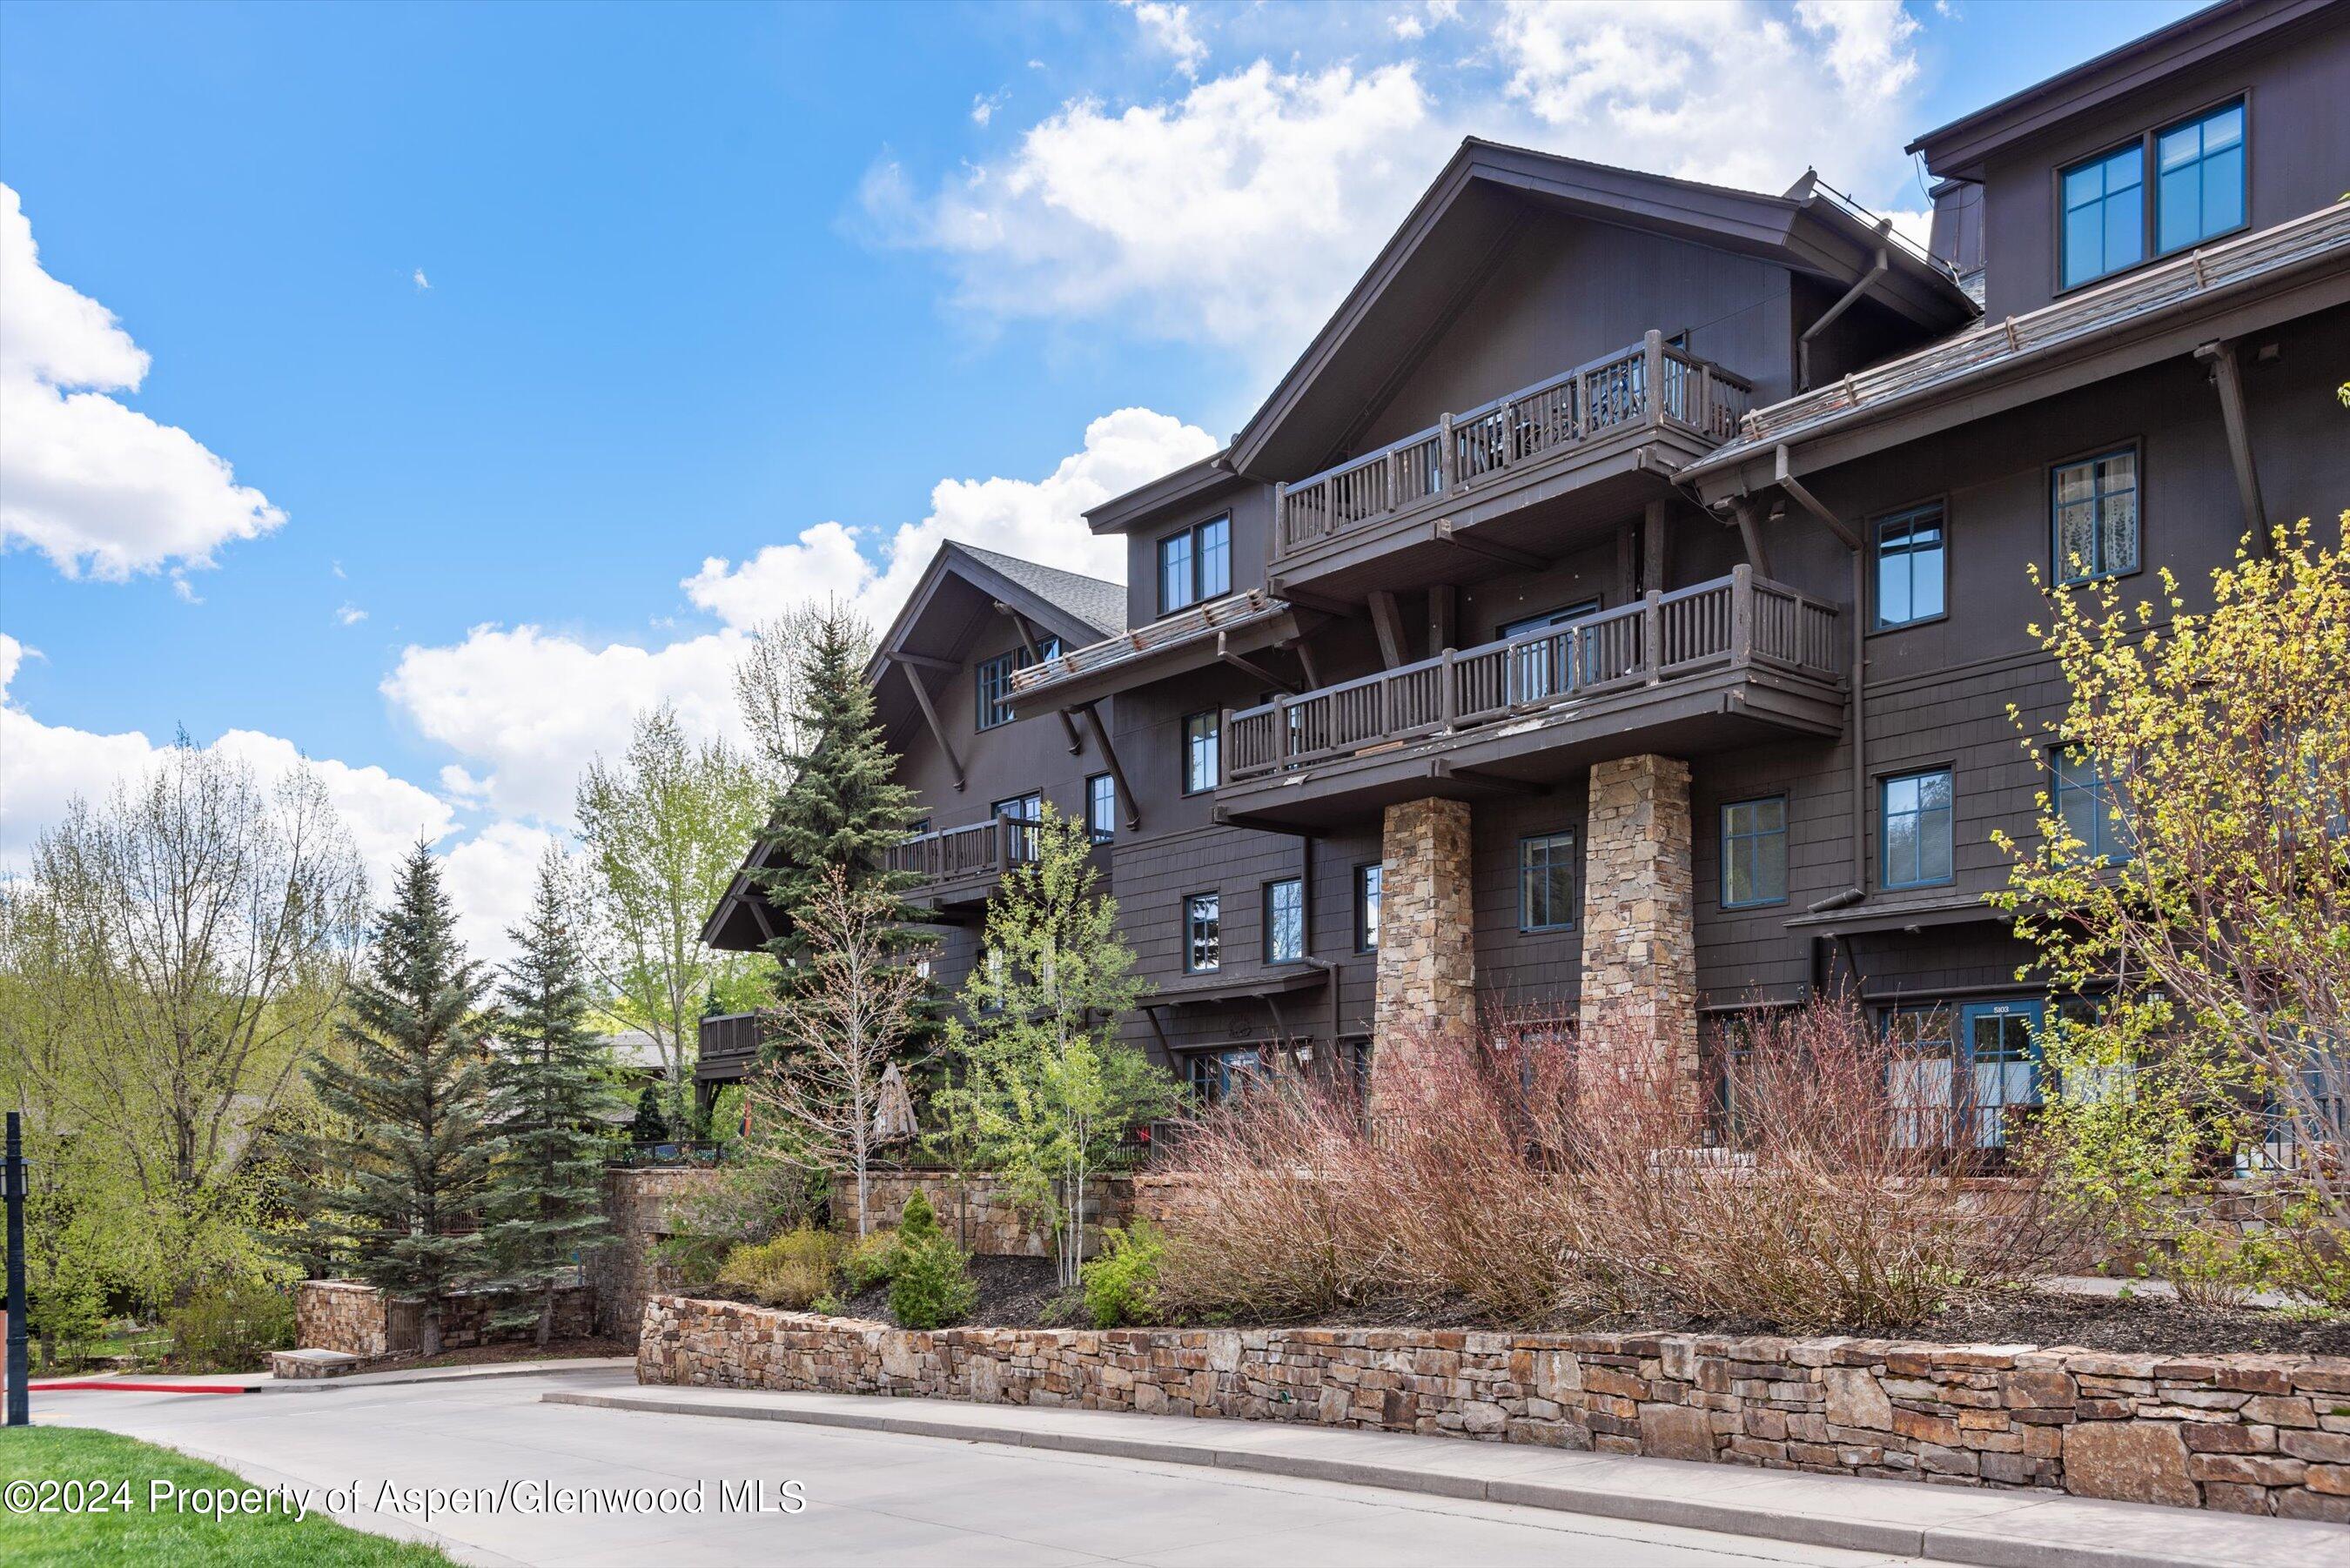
832 1171 1135 1258
295 1279 595 1359
638 1295 2350 1520
592 1166 723 1337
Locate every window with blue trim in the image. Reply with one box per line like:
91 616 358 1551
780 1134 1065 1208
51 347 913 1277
1263 877 1305 964
1182 711 1219 794
975 638 1061 730
1517 831 1578 932
2060 143 2144 289
1355 862 1382 951
2054 746 2132 865
2156 101 2245 256
1721 796 1789 908
1881 768 1955 889
1086 773 1117 843
2052 449 2138 584
1872 505 1945 628
1158 514 1232 613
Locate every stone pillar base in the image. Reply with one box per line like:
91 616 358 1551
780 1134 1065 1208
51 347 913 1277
1577 754 1698 1108
1371 796 1474 1107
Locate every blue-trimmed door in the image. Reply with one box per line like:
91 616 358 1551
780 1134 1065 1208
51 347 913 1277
1958 999 2044 1149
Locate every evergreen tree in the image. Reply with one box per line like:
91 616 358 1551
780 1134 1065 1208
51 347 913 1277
482 850 617 1346
302 844 495 1353
628 1082 669 1144
754 603 921 949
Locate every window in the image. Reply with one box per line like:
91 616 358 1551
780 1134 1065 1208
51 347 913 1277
1158 514 1232 613
1881 768 1955 889
2052 449 2138 584
1086 774 1117 843
1517 831 1578 932
2156 101 2245 256
1182 711 1220 794
1185 892 1221 974
2060 143 2144 289
1872 504 1945 628
2054 746 2132 865
1883 1006 1957 1148
1186 1045 1259 1102
1354 863 1382 952
974 638 1062 730
1263 878 1305 964
1500 598 1602 701
1721 796 1789 908
992 792 1044 865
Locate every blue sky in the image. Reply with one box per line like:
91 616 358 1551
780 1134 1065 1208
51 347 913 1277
0 0 2201 949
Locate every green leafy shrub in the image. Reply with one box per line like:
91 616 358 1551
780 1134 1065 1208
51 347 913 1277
715 1228 840 1310
1080 1221 1165 1328
841 1229 899 1295
809 1291 843 1316
164 1283 295 1372
886 1191 976 1330
898 1189 942 1244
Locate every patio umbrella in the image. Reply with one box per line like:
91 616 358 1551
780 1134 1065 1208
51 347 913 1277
871 1062 917 1145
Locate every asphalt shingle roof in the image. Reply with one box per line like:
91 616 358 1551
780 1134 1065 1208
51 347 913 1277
957 543 1125 637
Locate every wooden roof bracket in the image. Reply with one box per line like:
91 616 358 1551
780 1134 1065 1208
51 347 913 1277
888 653 965 792
2193 338 2267 553
1216 630 1298 694
1798 246 1890 392
1773 444 1866 909
996 600 1085 754
1076 701 1140 829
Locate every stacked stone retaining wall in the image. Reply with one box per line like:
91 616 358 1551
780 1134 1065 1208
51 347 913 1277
295 1279 594 1359
638 1294 2350 1520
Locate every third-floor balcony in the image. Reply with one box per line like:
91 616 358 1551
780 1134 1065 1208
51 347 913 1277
1218 567 1843 829
1269 332 1751 600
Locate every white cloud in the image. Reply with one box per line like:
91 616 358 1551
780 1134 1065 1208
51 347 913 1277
381 621 753 824
386 408 1212 824
336 602 368 626
0 632 32 699
1493 1 1921 196
874 3 1936 361
683 405 1214 633
1126 2 1208 77
439 818 563 965
0 670 454 901
412 267 431 291
0 184 286 582
971 90 1006 127
866 61 1434 362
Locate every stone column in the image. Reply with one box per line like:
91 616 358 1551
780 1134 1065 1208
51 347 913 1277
1577 754 1699 1103
1372 796 1474 1102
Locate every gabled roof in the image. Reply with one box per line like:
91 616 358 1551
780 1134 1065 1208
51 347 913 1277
1907 0 2340 178
1227 138 1977 481
956 543 1125 638
863 539 1122 687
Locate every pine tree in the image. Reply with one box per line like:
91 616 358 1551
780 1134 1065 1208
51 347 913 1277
303 844 495 1353
754 603 921 948
628 1083 669 1143
482 850 617 1347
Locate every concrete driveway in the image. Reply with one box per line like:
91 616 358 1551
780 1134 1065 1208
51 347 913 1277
31 1367 1925 1567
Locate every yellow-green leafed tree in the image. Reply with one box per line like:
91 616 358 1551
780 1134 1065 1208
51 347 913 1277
1994 513 2350 1303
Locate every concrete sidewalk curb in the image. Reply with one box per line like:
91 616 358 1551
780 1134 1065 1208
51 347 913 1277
544 1388 2350 1568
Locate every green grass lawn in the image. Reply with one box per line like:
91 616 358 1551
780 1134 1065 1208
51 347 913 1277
0 1426 453 1565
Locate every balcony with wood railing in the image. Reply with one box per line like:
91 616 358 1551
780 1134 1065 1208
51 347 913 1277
1273 332 1752 565
1221 568 1842 812
881 813 1110 908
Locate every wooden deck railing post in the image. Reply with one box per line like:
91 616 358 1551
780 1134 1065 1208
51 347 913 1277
1730 564 1754 670
1272 481 1287 552
1643 329 1665 428
1642 589 1663 685
1437 412 1454 491
1440 648 1457 729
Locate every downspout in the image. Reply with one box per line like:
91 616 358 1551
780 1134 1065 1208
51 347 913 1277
1797 247 1890 393
1775 446 1868 909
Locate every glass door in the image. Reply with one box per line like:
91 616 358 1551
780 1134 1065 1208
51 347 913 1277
1959 1000 2044 1149
1501 598 1601 704
992 792 1044 865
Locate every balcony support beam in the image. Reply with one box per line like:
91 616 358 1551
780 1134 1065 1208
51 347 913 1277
1642 499 1674 593
1215 632 1297 695
1077 702 1139 829
2194 338 2267 551
890 654 965 792
890 650 959 673
1367 589 1412 669
1427 585 1455 654
997 601 1084 754
1431 517 1543 570
1729 496 1776 579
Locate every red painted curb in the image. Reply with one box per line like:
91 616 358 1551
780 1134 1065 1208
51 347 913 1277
23 1380 248 1394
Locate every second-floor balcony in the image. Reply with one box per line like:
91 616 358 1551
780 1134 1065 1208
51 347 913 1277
1219 567 1844 828
1271 332 1753 593
883 813 1105 909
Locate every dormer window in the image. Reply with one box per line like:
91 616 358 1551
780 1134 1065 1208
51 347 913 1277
1158 514 1231 614
2060 98 2246 291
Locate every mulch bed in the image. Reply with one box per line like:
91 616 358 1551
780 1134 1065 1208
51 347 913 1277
792 1256 2350 1355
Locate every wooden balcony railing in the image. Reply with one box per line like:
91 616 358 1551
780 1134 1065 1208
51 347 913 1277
883 814 1046 891
1274 331 1753 557
1223 567 1840 784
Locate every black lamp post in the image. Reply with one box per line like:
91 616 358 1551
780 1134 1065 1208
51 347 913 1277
5 1111 28 1426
